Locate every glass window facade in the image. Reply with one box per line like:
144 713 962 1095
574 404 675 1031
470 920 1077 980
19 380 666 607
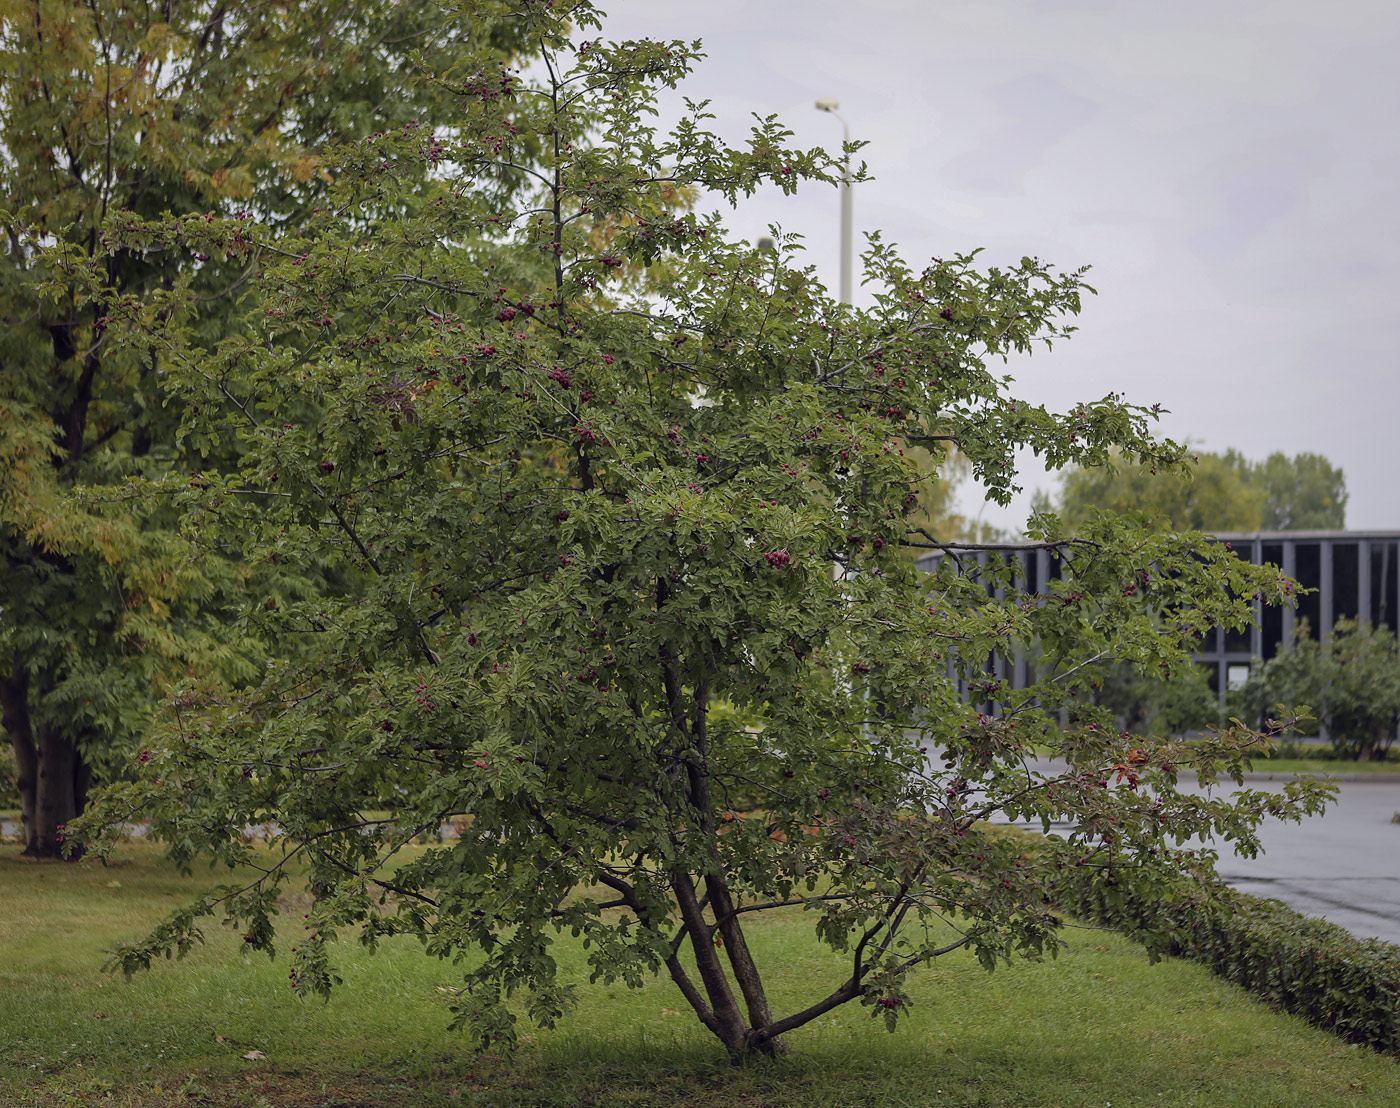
920 531 1400 709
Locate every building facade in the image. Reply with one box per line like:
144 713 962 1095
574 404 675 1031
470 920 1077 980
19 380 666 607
917 531 1400 708
1196 531 1400 699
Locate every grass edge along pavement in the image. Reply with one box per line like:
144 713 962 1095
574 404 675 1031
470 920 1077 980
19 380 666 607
1239 758 1400 781
1056 846 1400 1055
3 842 1400 1108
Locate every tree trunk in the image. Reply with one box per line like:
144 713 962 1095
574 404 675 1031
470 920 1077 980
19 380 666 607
674 894 866 1060
706 877 787 1055
1 667 87 859
29 722 86 858
671 869 750 1056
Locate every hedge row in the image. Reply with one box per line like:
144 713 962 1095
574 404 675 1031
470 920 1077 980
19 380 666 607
1056 865 1400 1054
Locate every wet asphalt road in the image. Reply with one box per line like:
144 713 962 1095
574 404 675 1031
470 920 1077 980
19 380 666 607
1207 777 1400 945
985 763 1400 945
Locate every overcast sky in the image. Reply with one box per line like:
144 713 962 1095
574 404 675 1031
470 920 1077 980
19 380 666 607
598 0 1399 534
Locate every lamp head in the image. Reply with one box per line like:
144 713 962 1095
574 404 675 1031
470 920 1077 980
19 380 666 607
815 98 839 112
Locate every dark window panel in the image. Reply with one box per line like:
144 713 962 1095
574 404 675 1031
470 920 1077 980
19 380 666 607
1261 601 1284 660
1224 624 1253 653
1261 543 1285 659
1295 543 1321 637
1333 543 1359 623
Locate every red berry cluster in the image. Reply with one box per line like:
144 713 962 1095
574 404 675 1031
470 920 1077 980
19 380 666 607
763 550 792 568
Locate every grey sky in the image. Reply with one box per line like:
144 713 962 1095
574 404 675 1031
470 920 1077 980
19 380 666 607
599 0 1400 532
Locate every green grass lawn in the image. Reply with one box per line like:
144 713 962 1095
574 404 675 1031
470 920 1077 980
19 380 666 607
3 842 1400 1108
1248 757 1400 775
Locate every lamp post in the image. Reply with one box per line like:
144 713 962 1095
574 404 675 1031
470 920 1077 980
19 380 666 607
815 97 852 305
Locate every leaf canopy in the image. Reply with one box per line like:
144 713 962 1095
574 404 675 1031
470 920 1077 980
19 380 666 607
74 0 1334 1057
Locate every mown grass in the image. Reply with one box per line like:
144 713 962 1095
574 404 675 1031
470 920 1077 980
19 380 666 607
1247 757 1400 775
3 841 1400 1107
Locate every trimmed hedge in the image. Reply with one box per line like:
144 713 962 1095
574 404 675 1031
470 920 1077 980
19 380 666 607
1057 865 1400 1054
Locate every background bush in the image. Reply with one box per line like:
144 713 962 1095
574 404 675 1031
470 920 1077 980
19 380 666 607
0 745 18 813
1234 619 1400 761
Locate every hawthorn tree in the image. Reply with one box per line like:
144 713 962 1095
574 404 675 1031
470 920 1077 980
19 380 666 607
77 0 1332 1059
0 0 528 857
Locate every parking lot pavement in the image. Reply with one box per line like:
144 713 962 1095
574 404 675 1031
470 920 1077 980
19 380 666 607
1208 777 1400 944
935 757 1400 945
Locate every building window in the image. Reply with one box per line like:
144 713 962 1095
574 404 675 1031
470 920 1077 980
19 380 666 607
1295 543 1321 634
1333 543 1359 623
1261 542 1284 659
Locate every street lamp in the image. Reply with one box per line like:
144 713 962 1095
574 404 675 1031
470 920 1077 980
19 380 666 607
815 98 852 305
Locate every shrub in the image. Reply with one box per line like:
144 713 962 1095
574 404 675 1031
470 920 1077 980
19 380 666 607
1059 859 1400 1053
0 744 19 813
1236 619 1400 761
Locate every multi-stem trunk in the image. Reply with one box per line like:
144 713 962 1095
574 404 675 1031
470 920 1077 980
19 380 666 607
659 629 788 1056
667 866 898 1059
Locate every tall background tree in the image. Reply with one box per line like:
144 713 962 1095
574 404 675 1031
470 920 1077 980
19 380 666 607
79 0 1330 1059
1052 446 1347 534
1045 447 1349 736
1053 447 1263 532
0 0 527 857
1253 451 1348 530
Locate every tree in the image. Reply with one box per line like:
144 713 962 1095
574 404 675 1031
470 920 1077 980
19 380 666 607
1056 447 1264 533
78 0 1332 1059
1254 452 1347 530
0 0 527 857
1055 447 1348 536
1093 660 1221 738
1236 619 1400 761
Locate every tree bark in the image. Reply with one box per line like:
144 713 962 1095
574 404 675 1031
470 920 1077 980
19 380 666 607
704 878 786 1054
672 869 749 1056
1 666 87 859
